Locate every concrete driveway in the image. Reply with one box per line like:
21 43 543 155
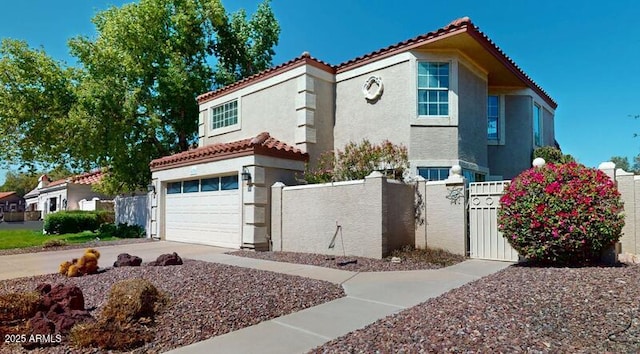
0 240 230 280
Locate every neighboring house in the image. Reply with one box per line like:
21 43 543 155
0 191 25 212
24 170 111 218
150 17 558 250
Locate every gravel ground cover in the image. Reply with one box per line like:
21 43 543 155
0 259 345 353
229 249 466 272
0 238 153 256
312 263 640 353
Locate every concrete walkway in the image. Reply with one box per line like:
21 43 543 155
0 240 512 353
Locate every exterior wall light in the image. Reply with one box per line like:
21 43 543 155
147 183 156 194
241 168 252 183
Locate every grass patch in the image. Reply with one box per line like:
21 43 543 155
0 229 120 250
389 246 466 267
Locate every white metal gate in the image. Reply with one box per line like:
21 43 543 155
468 181 519 262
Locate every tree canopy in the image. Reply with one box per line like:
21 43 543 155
0 167 74 197
0 0 279 194
609 155 640 173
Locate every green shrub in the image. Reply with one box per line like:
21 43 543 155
533 146 574 164
98 223 145 239
498 162 624 265
44 211 100 234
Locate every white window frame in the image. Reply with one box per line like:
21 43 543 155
208 99 241 136
488 94 506 145
533 102 543 147
417 62 450 117
411 53 459 127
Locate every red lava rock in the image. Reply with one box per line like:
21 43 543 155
21 283 94 348
47 284 85 311
113 253 143 267
148 252 183 266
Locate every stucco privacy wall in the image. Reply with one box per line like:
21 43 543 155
414 176 467 255
271 170 468 258
611 168 640 258
271 172 415 259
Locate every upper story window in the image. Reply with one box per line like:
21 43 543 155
211 100 238 130
417 62 449 116
533 103 542 146
487 95 499 140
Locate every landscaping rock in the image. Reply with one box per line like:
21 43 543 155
45 284 85 311
148 252 183 266
22 283 94 348
113 253 143 267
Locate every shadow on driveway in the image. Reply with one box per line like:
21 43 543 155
0 220 44 231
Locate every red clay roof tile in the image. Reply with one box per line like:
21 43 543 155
149 132 308 171
196 53 335 104
198 17 556 109
0 191 17 200
338 17 555 108
47 170 104 187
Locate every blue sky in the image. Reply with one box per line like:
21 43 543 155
1 0 639 184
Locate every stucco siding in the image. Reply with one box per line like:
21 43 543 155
543 107 555 146
203 78 298 146
383 181 415 254
409 127 458 161
457 63 488 168
334 60 411 149
488 95 533 179
306 77 335 165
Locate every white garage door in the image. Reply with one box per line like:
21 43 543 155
164 176 241 248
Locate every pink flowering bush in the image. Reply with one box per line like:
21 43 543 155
498 162 624 264
303 140 408 183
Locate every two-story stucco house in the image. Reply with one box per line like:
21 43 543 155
149 17 557 250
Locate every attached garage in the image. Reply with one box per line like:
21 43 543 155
149 132 308 250
164 175 241 247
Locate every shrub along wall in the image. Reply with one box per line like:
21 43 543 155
44 210 115 234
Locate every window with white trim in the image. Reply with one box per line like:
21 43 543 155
417 62 449 116
533 103 542 146
417 167 485 183
487 95 499 140
210 100 238 130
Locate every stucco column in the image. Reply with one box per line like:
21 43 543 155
270 182 285 251
242 166 268 250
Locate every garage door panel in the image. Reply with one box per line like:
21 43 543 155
165 190 240 247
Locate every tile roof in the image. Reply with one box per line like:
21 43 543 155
197 17 556 109
196 53 335 104
150 132 309 171
335 16 556 108
0 191 17 200
47 170 104 187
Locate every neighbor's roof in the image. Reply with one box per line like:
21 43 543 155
197 17 556 109
0 191 17 200
150 132 308 171
47 170 104 188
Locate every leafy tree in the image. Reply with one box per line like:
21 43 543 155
610 156 631 171
533 146 574 164
0 0 279 194
0 167 74 197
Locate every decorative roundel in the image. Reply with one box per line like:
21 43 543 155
362 76 384 101
485 197 494 205
472 197 481 206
